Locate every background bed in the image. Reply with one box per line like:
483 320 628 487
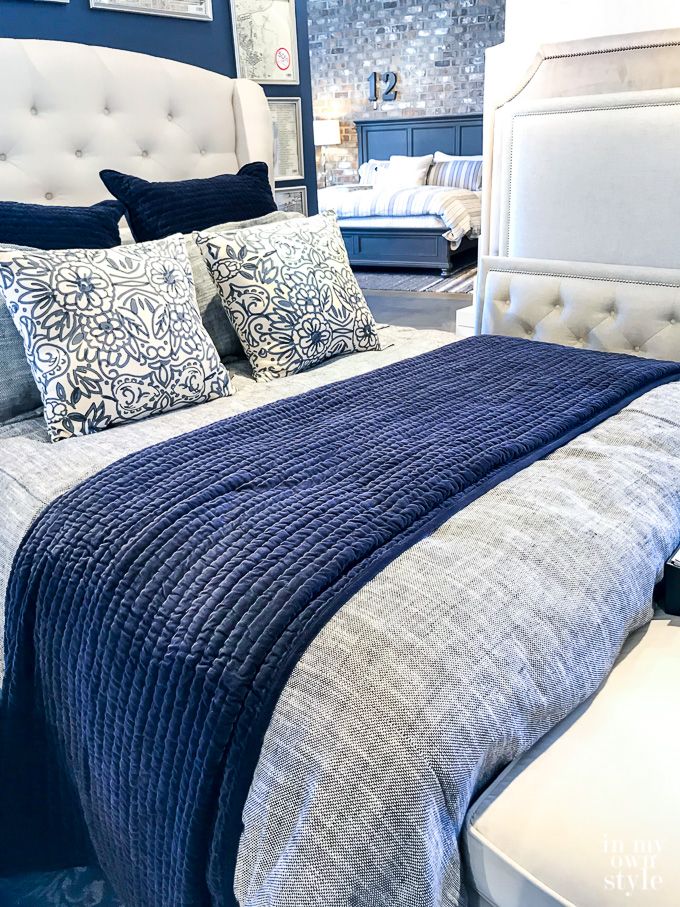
339 113 482 275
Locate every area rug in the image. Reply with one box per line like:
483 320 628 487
354 260 477 295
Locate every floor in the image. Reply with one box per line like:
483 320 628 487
355 259 475 335
365 289 471 334
354 254 478 296
355 262 478 295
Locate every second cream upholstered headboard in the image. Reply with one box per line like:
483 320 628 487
0 38 274 207
494 87 680 269
476 28 680 361
477 257 680 360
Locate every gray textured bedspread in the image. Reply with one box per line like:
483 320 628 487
2 325 679 907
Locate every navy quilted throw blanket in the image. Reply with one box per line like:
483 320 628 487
2 336 680 907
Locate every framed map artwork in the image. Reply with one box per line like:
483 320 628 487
231 0 299 85
91 0 212 18
90 0 212 21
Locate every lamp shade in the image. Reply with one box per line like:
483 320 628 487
313 119 341 147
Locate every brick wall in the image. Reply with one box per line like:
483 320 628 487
308 0 505 186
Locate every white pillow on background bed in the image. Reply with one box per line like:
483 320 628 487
0 235 232 442
358 159 390 186
374 154 433 190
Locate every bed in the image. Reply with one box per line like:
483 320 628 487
0 33 679 907
318 114 483 275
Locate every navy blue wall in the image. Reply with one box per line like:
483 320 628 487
0 0 317 212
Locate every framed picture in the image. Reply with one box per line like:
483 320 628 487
90 0 212 20
268 98 304 182
231 0 299 85
275 186 308 216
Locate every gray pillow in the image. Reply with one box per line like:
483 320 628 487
185 210 302 360
0 243 42 423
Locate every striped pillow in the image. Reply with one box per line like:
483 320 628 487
427 154 483 191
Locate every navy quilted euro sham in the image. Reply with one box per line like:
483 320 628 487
100 162 277 242
0 199 124 249
1 335 679 907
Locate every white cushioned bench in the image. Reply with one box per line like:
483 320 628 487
464 615 680 907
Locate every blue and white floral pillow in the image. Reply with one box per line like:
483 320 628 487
0 235 232 442
195 211 381 382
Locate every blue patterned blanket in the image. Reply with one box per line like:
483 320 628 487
2 336 679 907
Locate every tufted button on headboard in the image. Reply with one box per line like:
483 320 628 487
0 38 274 207
479 256 680 361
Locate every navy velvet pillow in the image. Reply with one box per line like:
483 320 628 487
100 163 277 242
0 200 125 250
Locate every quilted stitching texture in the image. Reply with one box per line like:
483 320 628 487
1 336 679 907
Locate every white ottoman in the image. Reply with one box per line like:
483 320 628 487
455 304 475 339
464 615 680 907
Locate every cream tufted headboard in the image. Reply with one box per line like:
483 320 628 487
476 29 680 361
478 257 680 360
0 38 274 207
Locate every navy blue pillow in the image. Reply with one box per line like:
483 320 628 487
0 199 124 250
100 163 277 242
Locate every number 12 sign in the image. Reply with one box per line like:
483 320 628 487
368 71 398 104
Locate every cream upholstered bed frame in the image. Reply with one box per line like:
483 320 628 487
475 28 680 360
0 39 274 208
